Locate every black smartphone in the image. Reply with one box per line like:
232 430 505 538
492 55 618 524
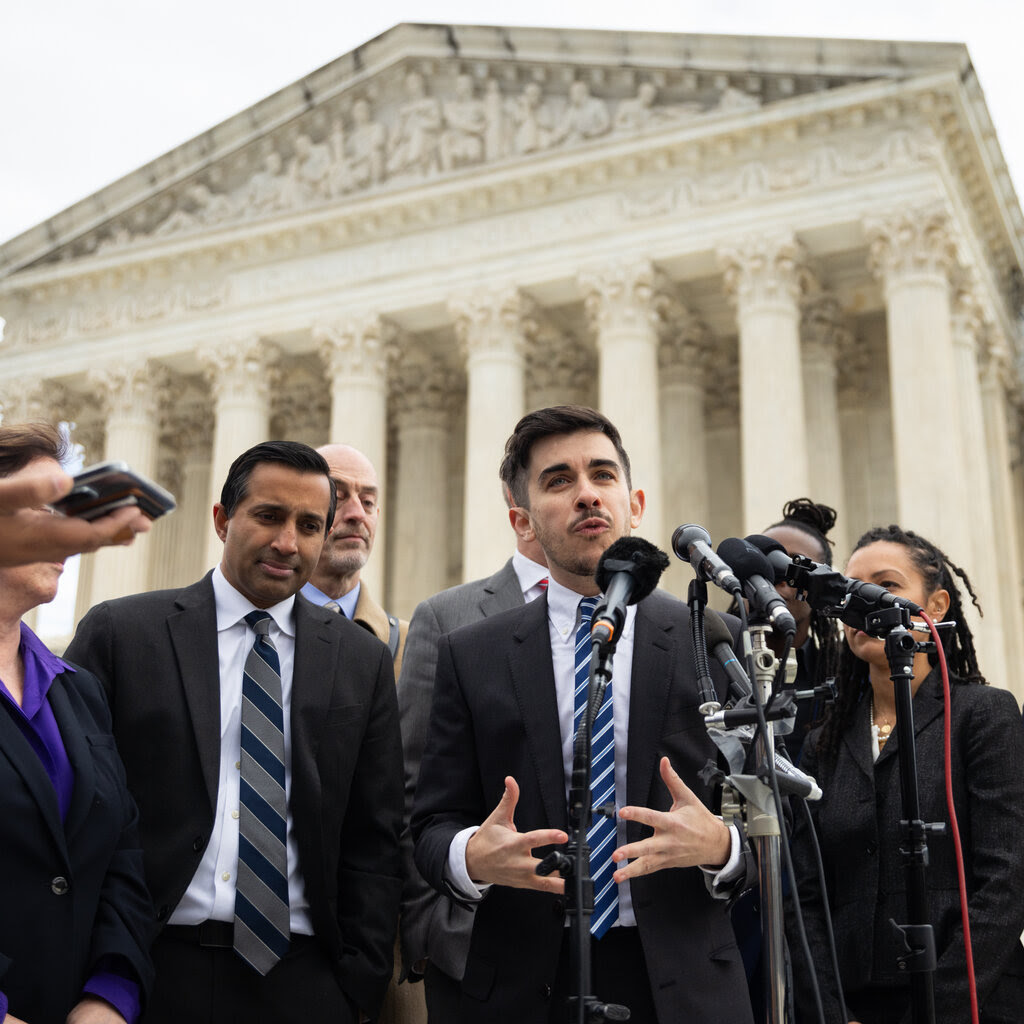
49 461 177 521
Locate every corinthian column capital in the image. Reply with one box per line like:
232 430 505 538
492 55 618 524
718 233 811 310
88 360 170 420
864 205 957 285
449 288 533 362
314 314 398 381
199 336 281 404
578 258 669 335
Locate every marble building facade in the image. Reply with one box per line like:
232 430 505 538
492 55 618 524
1 24 1023 696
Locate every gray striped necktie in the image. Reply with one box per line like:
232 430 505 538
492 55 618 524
234 610 290 974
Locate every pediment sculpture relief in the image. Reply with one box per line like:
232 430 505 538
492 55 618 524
103 77 760 248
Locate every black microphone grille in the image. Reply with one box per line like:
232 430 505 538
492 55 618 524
671 523 711 560
595 537 670 603
703 609 735 649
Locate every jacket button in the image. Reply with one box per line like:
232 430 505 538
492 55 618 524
157 904 170 921
541 984 552 998
865 841 878 855
553 898 565 915
193 835 206 852
51 875 70 895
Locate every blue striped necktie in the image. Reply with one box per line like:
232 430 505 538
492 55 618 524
574 596 619 938
234 610 290 974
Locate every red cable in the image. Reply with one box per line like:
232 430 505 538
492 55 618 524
922 610 979 1024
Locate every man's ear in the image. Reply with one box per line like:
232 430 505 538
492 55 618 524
213 503 230 542
629 488 646 530
509 505 535 542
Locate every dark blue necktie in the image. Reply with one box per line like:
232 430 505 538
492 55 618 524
234 610 290 974
574 596 619 938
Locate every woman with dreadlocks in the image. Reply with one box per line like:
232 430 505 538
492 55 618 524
788 525 1024 1024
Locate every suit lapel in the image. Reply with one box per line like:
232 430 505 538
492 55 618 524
479 560 525 618
0 692 67 854
843 693 876 781
508 597 567 830
167 575 222 809
875 670 945 766
626 596 676 807
291 595 338 764
48 674 95 843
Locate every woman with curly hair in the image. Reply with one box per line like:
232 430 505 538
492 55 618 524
789 525 1024 1023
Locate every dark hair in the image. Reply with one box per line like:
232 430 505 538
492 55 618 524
814 524 986 766
0 422 69 479
499 405 632 507
768 497 837 565
219 441 336 533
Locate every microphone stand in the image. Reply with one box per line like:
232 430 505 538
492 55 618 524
537 636 629 1023
867 607 941 1024
745 621 787 1024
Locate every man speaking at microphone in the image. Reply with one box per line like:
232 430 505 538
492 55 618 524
411 406 753 1024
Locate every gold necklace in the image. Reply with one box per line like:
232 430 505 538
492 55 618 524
870 696 893 745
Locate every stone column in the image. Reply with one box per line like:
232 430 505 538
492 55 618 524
270 364 330 448
949 288 1006 680
450 288 528 581
87 362 167 606
525 320 594 411
579 260 666 547
704 346 744 555
800 295 850 558
199 336 279 573
865 207 968 551
978 339 1024 695
659 313 711 596
316 315 396 600
720 235 811 534
390 356 453 618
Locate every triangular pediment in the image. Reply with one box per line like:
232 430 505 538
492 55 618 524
0 24 974 275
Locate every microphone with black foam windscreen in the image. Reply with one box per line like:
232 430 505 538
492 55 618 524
717 537 797 636
592 537 670 648
671 523 741 595
704 608 753 700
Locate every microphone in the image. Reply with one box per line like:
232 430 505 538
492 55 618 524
704 609 752 700
717 537 797 635
768 754 822 801
744 534 924 630
671 523 741 595
592 537 670 647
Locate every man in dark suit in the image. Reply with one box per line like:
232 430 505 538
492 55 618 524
66 441 403 1024
398 519 547 1020
411 406 753 1024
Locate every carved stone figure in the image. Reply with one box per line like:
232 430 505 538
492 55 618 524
483 79 508 161
290 133 332 201
716 86 761 112
551 81 611 146
613 83 700 132
245 150 295 215
439 74 487 172
511 82 553 155
387 71 442 177
154 183 235 235
347 99 387 188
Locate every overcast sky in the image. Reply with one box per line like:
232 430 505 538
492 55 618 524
2 0 1023 246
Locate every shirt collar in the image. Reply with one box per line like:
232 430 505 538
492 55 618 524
512 549 548 595
545 575 638 644
212 565 296 636
300 579 360 619
12 622 74 718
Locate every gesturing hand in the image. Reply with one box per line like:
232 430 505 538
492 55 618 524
464 776 568 894
611 756 731 881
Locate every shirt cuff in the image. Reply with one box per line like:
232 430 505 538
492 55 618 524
700 823 742 894
444 825 492 901
82 968 142 1024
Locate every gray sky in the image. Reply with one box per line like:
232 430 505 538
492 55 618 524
2 0 1023 245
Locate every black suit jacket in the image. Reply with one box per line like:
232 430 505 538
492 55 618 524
411 589 754 1024
0 666 154 1024
790 673 1024 1023
65 573 404 1016
397 558 525 980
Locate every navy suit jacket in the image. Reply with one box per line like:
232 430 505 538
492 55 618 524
0 665 154 1024
411 589 754 1024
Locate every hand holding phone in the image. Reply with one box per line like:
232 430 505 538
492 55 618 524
49 461 177 521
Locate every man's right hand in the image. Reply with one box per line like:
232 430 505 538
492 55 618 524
464 776 567 894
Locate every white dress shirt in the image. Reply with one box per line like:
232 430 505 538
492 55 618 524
512 548 549 603
169 566 313 934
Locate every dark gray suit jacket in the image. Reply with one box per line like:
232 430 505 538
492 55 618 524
411 589 754 1024
65 572 404 1016
0 665 154 1024
790 672 1024 1023
396 559 524 982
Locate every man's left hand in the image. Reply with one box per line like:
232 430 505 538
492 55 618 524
66 996 127 1024
611 756 730 881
